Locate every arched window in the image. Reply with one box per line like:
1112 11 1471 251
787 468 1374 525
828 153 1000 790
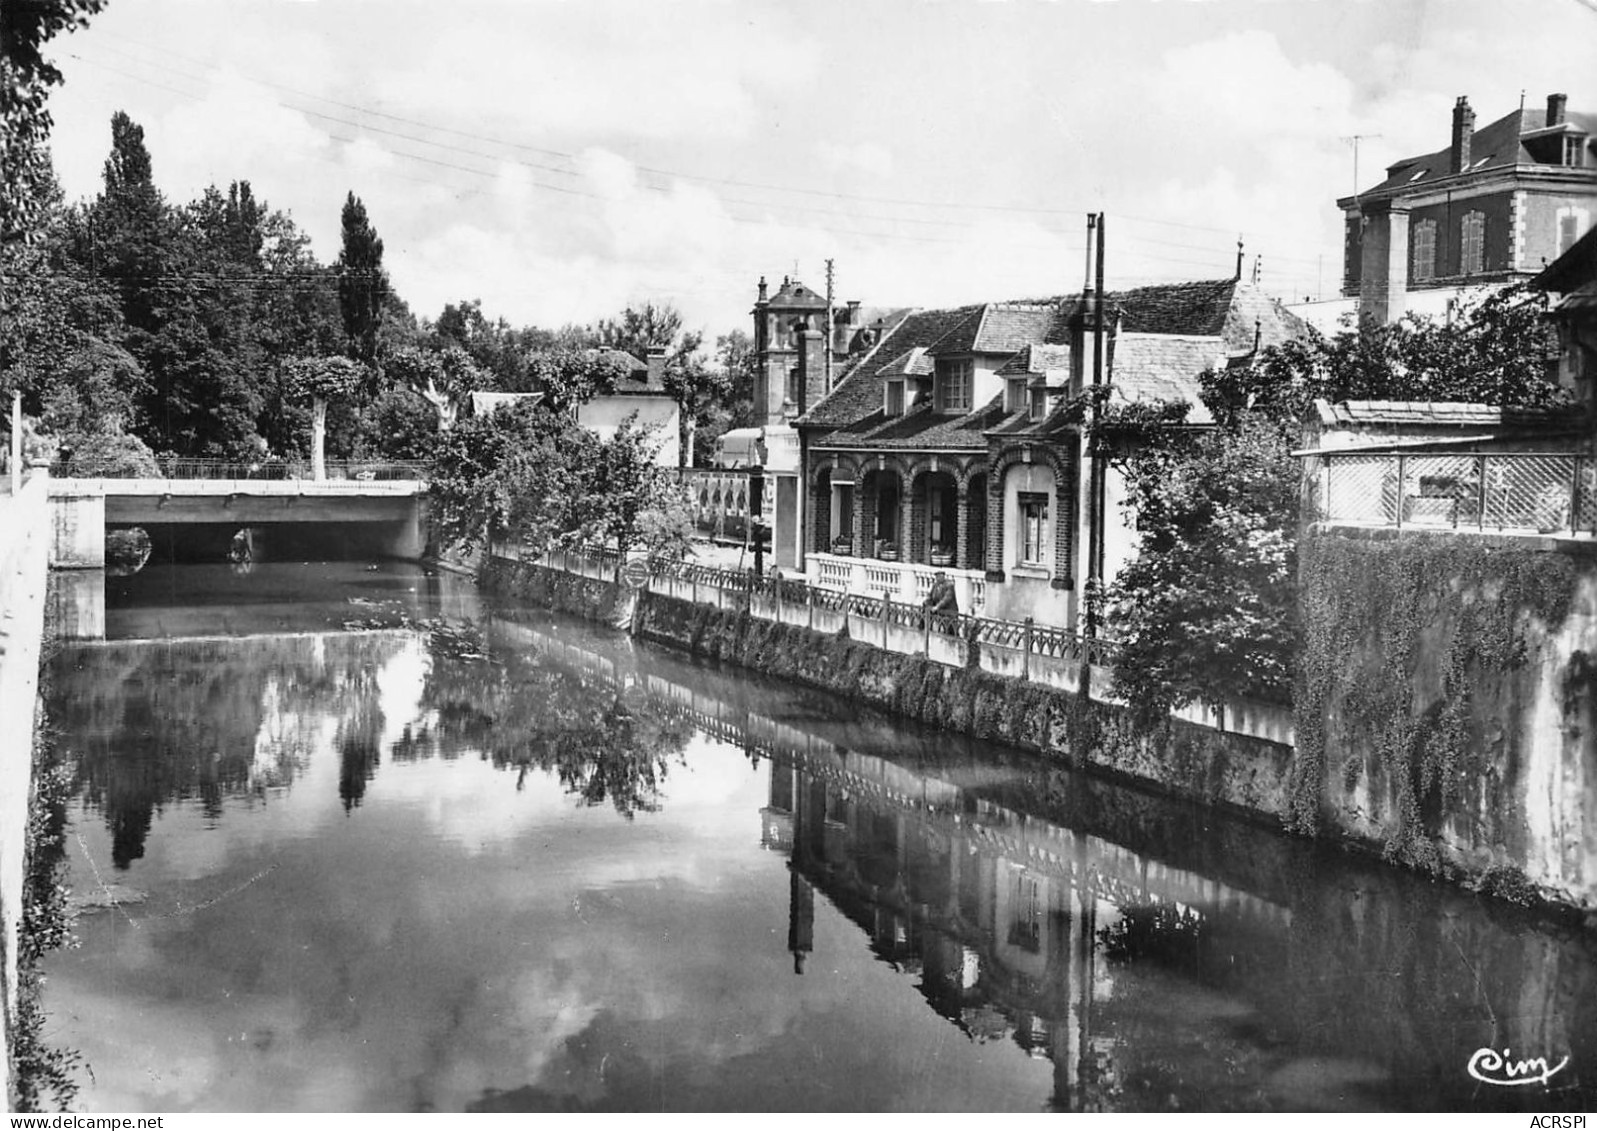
1460 211 1486 276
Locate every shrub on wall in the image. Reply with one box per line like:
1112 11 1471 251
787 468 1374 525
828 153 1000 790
1292 531 1581 871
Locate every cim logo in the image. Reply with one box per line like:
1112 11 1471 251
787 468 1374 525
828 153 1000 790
1467 1046 1570 1088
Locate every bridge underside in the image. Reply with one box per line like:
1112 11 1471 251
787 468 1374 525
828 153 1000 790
50 481 430 568
107 495 420 525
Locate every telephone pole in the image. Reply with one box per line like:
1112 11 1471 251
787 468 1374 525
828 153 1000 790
824 258 835 394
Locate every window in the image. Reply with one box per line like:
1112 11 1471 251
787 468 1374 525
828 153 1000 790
885 380 904 416
1028 387 1046 422
937 359 972 413
1411 219 1437 283
1566 136 1586 168
1006 378 1027 413
1559 211 1588 256
784 366 798 405
1018 492 1048 566
1460 211 1486 276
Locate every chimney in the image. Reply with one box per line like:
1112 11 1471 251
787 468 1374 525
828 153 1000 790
1548 92 1568 127
796 328 826 415
645 345 667 390
845 299 860 325
1451 96 1475 174
757 275 768 303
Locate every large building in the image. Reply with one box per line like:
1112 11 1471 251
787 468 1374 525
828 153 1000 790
1341 92 1597 325
790 275 1307 628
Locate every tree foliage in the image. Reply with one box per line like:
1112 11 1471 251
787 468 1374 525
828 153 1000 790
1107 415 1301 717
335 192 388 365
429 401 687 560
1201 284 1566 428
0 0 107 244
1108 284 1567 722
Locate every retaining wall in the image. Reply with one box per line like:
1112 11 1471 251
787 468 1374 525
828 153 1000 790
480 556 1297 830
0 476 52 1109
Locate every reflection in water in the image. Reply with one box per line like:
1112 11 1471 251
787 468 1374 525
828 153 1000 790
39 563 1597 1113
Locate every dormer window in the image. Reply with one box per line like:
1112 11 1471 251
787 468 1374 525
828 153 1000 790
1006 378 1027 413
1028 387 1046 422
1567 136 1587 167
936 358 972 413
885 380 905 416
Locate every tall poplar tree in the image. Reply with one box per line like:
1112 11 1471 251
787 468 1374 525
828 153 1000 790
335 192 388 366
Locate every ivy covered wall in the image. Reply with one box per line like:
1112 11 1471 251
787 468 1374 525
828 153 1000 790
1294 527 1597 907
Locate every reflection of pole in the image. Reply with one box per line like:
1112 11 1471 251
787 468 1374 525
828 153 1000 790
789 867 814 974
10 390 21 492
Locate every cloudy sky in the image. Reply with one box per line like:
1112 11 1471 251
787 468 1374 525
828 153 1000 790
41 0 1597 343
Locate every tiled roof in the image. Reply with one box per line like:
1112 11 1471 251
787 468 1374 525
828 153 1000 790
970 304 1058 353
797 305 985 429
811 394 1015 452
875 347 934 379
1109 334 1224 425
766 277 829 310
996 343 1072 378
1316 399 1574 428
582 346 666 395
1357 105 1597 198
798 280 1307 436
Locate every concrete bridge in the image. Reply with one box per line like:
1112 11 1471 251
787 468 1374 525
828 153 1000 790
49 473 430 568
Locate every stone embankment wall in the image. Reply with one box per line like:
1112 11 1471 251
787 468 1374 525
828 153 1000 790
0 476 52 1109
480 557 1296 826
1297 526 1597 910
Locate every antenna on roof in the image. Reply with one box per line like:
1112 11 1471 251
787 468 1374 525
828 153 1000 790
1339 134 1383 196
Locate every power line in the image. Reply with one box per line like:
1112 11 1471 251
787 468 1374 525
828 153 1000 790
85 30 1315 243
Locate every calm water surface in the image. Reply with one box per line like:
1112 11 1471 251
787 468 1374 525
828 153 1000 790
36 561 1597 1112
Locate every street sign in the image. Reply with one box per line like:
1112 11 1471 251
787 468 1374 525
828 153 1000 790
621 557 650 588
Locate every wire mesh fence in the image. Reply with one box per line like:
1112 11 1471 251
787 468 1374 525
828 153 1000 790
1322 452 1593 536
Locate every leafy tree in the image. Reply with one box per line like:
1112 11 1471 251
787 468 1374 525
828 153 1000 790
429 401 688 561
0 0 107 244
524 346 630 416
349 385 438 461
428 400 601 554
335 192 388 366
387 345 487 432
281 356 365 478
580 414 692 560
1201 284 1566 428
1106 414 1301 719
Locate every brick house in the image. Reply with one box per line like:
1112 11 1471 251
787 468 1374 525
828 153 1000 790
1342 92 1597 325
793 278 1307 626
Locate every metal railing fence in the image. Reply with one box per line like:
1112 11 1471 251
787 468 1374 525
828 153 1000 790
532 540 1121 668
50 456 432 481
1320 451 1595 536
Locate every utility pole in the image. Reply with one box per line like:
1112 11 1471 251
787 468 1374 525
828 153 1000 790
824 258 835 395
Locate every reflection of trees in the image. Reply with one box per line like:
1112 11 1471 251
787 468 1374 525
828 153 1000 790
413 624 692 819
51 634 403 865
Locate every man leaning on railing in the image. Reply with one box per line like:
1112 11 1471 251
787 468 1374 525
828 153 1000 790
923 570 959 632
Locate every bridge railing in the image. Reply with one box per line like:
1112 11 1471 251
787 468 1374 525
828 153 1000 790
50 457 432 481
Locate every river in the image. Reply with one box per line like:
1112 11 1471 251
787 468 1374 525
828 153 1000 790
32 560 1597 1112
